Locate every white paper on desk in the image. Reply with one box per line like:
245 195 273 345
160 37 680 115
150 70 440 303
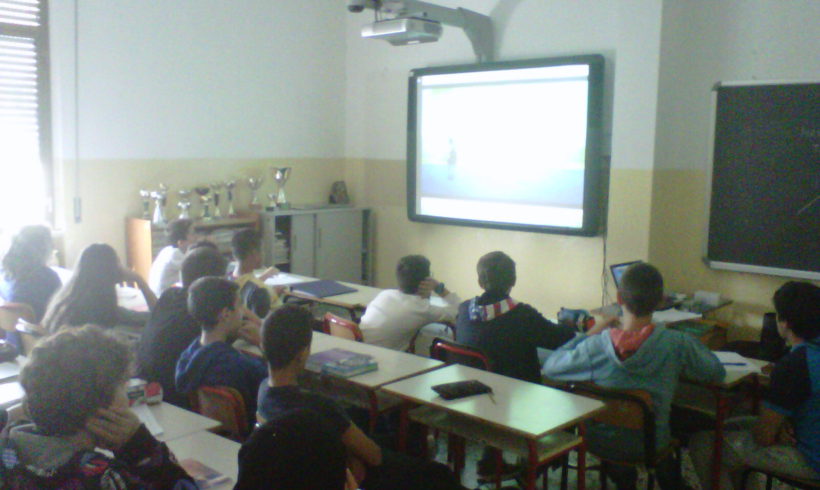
132 404 163 436
715 351 762 374
652 309 702 324
265 274 312 287
0 359 22 382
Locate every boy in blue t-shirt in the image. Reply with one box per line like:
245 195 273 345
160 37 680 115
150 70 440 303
690 281 820 488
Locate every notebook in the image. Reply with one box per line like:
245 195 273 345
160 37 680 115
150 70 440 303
306 348 378 378
291 280 357 298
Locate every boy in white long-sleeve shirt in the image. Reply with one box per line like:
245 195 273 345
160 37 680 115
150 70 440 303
359 255 460 354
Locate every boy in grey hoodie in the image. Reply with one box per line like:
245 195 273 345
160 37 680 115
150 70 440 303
542 262 724 489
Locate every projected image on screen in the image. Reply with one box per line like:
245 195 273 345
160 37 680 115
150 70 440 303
408 56 604 235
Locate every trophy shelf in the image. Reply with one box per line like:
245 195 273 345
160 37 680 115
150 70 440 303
126 213 260 281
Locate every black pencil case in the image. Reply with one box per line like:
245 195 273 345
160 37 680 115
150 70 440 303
431 380 493 400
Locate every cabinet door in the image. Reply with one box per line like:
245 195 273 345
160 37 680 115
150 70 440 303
290 214 316 276
316 210 363 283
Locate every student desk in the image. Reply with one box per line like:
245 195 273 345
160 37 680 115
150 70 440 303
0 356 25 382
167 431 240 489
236 332 444 432
382 364 605 490
144 402 221 442
674 356 769 490
0 381 23 410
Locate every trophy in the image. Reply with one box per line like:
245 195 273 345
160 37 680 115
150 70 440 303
211 182 224 219
177 189 192 219
225 180 238 217
272 167 292 209
139 189 151 219
194 186 213 221
150 183 168 226
267 192 277 210
247 177 264 210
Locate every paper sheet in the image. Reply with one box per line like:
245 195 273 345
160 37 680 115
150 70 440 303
652 308 702 324
714 351 762 373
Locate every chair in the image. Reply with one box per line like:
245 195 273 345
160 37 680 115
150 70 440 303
0 303 35 341
741 467 820 490
429 337 492 371
189 385 248 441
322 313 363 342
14 320 46 357
562 382 681 490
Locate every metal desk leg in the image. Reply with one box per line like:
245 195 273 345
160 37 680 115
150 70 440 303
398 401 409 453
367 391 379 434
578 424 587 490
526 440 538 490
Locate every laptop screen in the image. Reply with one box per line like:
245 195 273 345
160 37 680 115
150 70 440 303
609 261 642 289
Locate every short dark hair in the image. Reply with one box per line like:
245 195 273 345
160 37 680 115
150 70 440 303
20 326 130 436
477 251 516 295
773 281 820 341
187 277 239 331
236 409 347 489
619 262 664 317
232 229 261 261
181 247 228 287
396 255 430 294
189 239 218 252
262 305 313 370
167 219 194 246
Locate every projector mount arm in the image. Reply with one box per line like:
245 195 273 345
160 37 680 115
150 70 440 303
350 0 494 62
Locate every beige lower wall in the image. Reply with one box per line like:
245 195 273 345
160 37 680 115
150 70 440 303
58 158 347 266
649 168 820 340
346 159 654 317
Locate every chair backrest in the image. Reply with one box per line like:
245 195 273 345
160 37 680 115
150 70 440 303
0 303 35 334
322 313 363 342
15 320 45 357
430 337 492 371
190 385 248 441
564 382 656 461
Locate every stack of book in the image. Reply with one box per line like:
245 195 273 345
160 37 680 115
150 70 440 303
306 348 378 378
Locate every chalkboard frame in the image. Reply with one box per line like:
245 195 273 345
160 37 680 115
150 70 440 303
703 80 820 281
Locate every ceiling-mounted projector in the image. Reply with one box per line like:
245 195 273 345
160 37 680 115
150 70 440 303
348 0 494 62
361 17 443 45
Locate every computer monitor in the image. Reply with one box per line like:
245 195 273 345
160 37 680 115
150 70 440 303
609 260 642 289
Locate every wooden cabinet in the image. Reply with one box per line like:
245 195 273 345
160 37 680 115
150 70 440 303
126 214 259 281
261 207 371 284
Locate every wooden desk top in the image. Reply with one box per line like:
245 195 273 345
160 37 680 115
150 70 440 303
382 364 605 440
167 431 239 489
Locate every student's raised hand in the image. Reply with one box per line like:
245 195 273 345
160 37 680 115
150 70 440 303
258 267 280 282
86 406 141 451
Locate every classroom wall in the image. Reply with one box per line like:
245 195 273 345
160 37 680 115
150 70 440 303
344 0 664 314
49 0 348 264
649 0 820 338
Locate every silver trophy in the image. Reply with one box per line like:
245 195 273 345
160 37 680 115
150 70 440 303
272 167 292 209
139 189 151 220
247 177 264 210
267 192 277 210
211 182 224 219
194 186 213 221
150 183 168 226
177 189 192 219
225 180 238 217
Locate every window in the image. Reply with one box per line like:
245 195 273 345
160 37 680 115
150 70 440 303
0 0 51 232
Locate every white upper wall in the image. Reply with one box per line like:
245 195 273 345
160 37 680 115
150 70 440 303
655 0 820 170
344 0 663 171
50 0 347 160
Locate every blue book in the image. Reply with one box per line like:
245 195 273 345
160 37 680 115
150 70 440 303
291 280 357 298
306 348 378 378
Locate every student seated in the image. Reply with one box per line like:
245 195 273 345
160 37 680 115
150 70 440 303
230 229 281 318
359 254 460 354
236 408 357 490
0 326 194 487
136 247 228 407
457 251 576 384
689 281 820 489
258 305 465 490
149 218 196 296
43 243 157 333
0 225 61 323
543 262 725 490
175 276 266 431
